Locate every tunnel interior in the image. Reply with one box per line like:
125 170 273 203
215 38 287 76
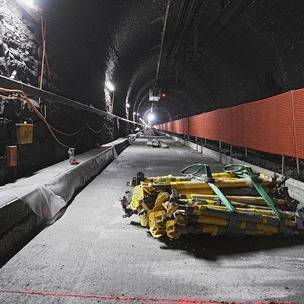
1 0 304 184
2 2 304 302
38 0 304 124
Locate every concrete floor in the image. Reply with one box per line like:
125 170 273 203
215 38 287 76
0 138 304 303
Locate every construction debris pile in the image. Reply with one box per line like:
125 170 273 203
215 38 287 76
121 164 304 239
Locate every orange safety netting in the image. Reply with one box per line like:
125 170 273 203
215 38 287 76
156 89 304 159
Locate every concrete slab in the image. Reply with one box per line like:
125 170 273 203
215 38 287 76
0 136 135 266
0 138 303 303
0 147 109 208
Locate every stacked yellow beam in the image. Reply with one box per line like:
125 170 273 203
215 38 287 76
124 169 302 239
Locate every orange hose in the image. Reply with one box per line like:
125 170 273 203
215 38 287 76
1 90 71 148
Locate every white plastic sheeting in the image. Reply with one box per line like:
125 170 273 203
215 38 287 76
0 136 138 261
0 135 137 220
22 147 115 219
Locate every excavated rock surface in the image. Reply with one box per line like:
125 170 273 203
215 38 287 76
0 0 39 84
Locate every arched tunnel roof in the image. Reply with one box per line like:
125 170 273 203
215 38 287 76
41 0 304 124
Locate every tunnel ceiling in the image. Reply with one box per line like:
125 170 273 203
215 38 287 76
41 0 304 123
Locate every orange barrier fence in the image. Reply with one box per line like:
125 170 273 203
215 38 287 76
156 89 304 159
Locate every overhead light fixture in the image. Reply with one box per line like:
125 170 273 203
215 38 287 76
105 80 115 92
149 88 160 102
126 103 130 108
19 0 36 9
147 112 155 122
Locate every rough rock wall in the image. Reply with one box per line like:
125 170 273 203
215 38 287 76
0 0 40 85
0 0 42 185
0 1 124 185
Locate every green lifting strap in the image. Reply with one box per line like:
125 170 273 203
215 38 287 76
224 164 283 221
208 182 236 213
181 164 236 213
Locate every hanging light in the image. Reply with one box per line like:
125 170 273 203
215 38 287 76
19 0 36 9
147 112 155 122
105 80 115 92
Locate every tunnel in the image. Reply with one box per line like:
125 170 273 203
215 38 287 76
1 0 304 303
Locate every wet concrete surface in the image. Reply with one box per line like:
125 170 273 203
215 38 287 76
0 138 304 303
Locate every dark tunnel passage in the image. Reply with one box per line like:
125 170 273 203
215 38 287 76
3 2 304 303
38 0 304 123
1 0 304 194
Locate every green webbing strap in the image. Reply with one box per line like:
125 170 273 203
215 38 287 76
224 164 283 221
208 182 236 212
251 181 283 220
181 164 236 213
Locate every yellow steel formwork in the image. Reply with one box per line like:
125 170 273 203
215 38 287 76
122 165 303 240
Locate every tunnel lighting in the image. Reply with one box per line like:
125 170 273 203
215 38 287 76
148 112 156 122
105 80 115 92
19 0 36 9
139 118 148 127
126 103 130 108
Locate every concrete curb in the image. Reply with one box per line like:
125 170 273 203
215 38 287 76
0 135 136 265
166 133 304 204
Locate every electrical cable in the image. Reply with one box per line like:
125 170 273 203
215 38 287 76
85 123 104 134
1 92 84 138
0 87 137 148
50 125 84 137
0 89 72 148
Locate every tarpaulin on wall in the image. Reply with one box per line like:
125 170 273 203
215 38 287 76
156 89 304 159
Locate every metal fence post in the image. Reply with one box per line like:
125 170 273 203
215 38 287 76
281 155 285 176
230 144 233 164
296 158 300 176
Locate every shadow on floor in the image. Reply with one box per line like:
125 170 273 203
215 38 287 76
128 221 304 260
157 233 304 261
